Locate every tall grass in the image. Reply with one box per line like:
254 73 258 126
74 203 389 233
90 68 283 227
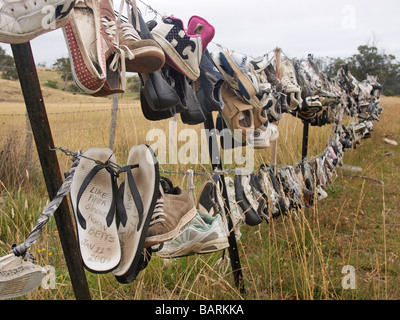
0 94 398 300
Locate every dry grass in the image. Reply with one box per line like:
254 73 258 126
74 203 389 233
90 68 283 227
0 73 399 300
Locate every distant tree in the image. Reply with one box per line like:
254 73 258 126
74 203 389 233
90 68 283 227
0 46 18 80
52 57 72 90
347 45 400 95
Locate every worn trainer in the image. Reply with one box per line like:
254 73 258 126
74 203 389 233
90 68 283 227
0 253 46 300
156 209 229 258
0 0 75 44
145 185 198 248
63 0 107 94
151 16 207 81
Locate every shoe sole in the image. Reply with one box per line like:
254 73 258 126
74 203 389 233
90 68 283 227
69 148 121 274
0 254 46 300
125 46 166 73
219 52 257 101
113 145 160 284
157 237 229 258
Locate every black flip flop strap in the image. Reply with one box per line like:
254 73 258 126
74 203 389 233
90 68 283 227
118 165 143 230
76 164 116 230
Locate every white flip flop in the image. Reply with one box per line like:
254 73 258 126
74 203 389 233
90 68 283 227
70 148 121 274
113 145 159 283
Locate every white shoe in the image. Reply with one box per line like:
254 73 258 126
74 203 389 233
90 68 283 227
0 0 75 44
278 60 303 110
0 254 46 300
156 210 229 258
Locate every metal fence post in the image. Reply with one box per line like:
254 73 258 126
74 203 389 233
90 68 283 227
11 42 91 300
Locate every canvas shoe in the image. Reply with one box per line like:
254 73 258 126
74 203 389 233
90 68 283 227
0 253 46 300
156 209 229 258
196 49 225 114
220 82 254 144
144 185 198 248
151 16 212 81
278 59 303 111
117 3 165 73
63 0 107 94
0 0 75 44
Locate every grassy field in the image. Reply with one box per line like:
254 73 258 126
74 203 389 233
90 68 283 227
0 71 399 300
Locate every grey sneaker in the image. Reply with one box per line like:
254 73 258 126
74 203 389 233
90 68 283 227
156 210 229 258
0 253 46 300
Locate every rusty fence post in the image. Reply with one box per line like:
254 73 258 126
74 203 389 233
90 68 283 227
11 42 91 300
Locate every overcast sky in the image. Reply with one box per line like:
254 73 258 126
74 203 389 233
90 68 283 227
2 0 400 66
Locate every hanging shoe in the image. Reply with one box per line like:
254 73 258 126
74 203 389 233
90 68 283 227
144 185 198 248
278 59 303 111
63 0 107 94
151 16 209 81
219 50 260 104
0 253 46 300
69 148 121 274
113 145 160 284
196 49 225 114
91 0 125 97
0 0 75 44
117 2 165 73
220 83 254 144
224 176 244 240
156 209 229 258
234 171 263 226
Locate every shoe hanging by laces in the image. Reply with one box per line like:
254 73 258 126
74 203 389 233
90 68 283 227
149 185 167 228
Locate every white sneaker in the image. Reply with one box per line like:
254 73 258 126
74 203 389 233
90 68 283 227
0 253 46 300
278 60 303 110
0 0 75 44
225 177 244 240
156 210 229 258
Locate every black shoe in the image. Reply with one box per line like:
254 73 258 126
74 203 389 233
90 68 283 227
132 11 180 118
196 49 225 114
166 66 206 125
234 173 263 226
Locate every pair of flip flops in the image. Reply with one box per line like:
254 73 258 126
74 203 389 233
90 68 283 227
70 145 159 283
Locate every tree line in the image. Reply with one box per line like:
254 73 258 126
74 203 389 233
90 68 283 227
1 44 399 96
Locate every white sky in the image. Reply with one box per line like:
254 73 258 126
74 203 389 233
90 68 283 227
2 0 400 66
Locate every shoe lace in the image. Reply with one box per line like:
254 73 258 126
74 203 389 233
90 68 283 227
99 12 128 90
149 186 166 227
